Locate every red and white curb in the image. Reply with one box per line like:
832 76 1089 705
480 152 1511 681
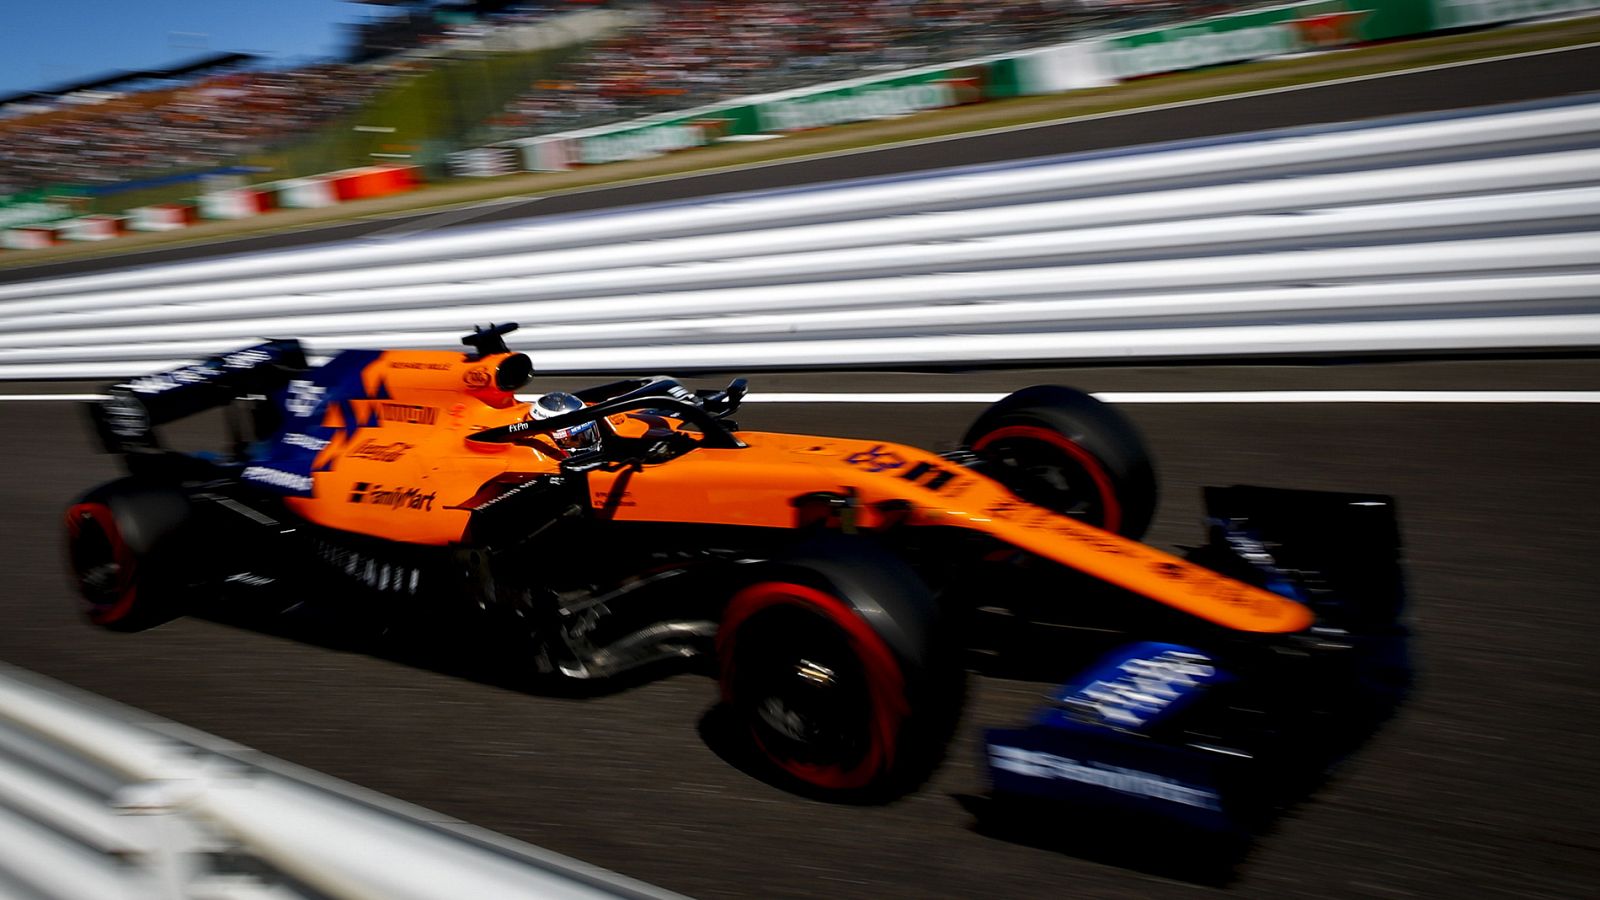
0 165 422 248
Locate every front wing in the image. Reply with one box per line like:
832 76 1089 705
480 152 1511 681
982 486 1411 835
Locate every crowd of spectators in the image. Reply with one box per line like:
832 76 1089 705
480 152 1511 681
0 0 1257 197
0 1 595 196
0 62 405 196
484 0 1249 138
349 0 595 61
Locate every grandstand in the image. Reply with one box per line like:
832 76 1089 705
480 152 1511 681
0 2 619 209
347 0 587 61
0 61 407 198
0 0 1256 211
0 52 258 121
481 0 1253 140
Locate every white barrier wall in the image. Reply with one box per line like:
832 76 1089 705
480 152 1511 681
0 664 680 899
0 99 1596 378
1010 42 1115 92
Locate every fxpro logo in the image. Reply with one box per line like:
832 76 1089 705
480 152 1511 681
347 482 436 512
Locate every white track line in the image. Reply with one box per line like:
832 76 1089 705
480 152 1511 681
8 391 1600 403
744 391 1600 403
516 390 1600 403
1096 390 1600 404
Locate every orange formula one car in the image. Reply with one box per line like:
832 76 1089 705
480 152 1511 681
69 325 1408 829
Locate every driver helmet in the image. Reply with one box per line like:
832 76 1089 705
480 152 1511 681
527 391 600 451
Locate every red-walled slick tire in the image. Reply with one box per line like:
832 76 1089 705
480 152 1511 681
964 385 1157 540
65 478 191 632
717 538 959 801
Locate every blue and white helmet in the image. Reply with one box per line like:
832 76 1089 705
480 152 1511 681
528 391 599 451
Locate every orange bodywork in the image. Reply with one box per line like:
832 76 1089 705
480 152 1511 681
585 433 1312 634
284 350 552 545
283 350 1313 635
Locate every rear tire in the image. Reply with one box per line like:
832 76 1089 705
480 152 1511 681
964 385 1157 540
716 538 960 801
65 478 192 632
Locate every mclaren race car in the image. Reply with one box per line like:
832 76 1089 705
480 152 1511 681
68 324 1408 827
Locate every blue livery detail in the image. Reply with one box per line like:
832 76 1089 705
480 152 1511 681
1039 642 1229 733
984 642 1242 831
245 349 384 497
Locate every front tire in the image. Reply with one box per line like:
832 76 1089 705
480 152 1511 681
716 539 959 800
964 385 1157 540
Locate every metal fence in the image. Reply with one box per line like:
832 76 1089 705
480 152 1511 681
0 96 1597 379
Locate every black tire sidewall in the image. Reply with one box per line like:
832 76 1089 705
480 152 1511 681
66 477 192 631
717 536 961 799
964 385 1157 540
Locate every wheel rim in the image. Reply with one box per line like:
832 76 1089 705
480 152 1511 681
719 582 908 791
65 503 138 625
746 621 871 769
972 424 1121 533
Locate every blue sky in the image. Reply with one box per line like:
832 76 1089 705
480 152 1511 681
0 1 375 95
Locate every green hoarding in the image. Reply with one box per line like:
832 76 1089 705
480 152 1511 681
523 62 989 170
502 0 1600 175
1097 2 1358 81
752 66 985 133
1431 0 1600 28
1093 0 1599 82
0 188 76 230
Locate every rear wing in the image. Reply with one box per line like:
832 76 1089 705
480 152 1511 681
88 340 307 453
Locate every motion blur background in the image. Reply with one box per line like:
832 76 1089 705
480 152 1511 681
2 0 1205 208
0 1 1597 898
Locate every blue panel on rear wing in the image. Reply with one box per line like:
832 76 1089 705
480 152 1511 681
91 340 307 452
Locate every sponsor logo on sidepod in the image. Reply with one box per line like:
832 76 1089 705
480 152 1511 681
347 439 413 462
379 403 438 425
347 482 435 511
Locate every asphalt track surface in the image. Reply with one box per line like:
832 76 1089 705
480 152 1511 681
2 52 1599 900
